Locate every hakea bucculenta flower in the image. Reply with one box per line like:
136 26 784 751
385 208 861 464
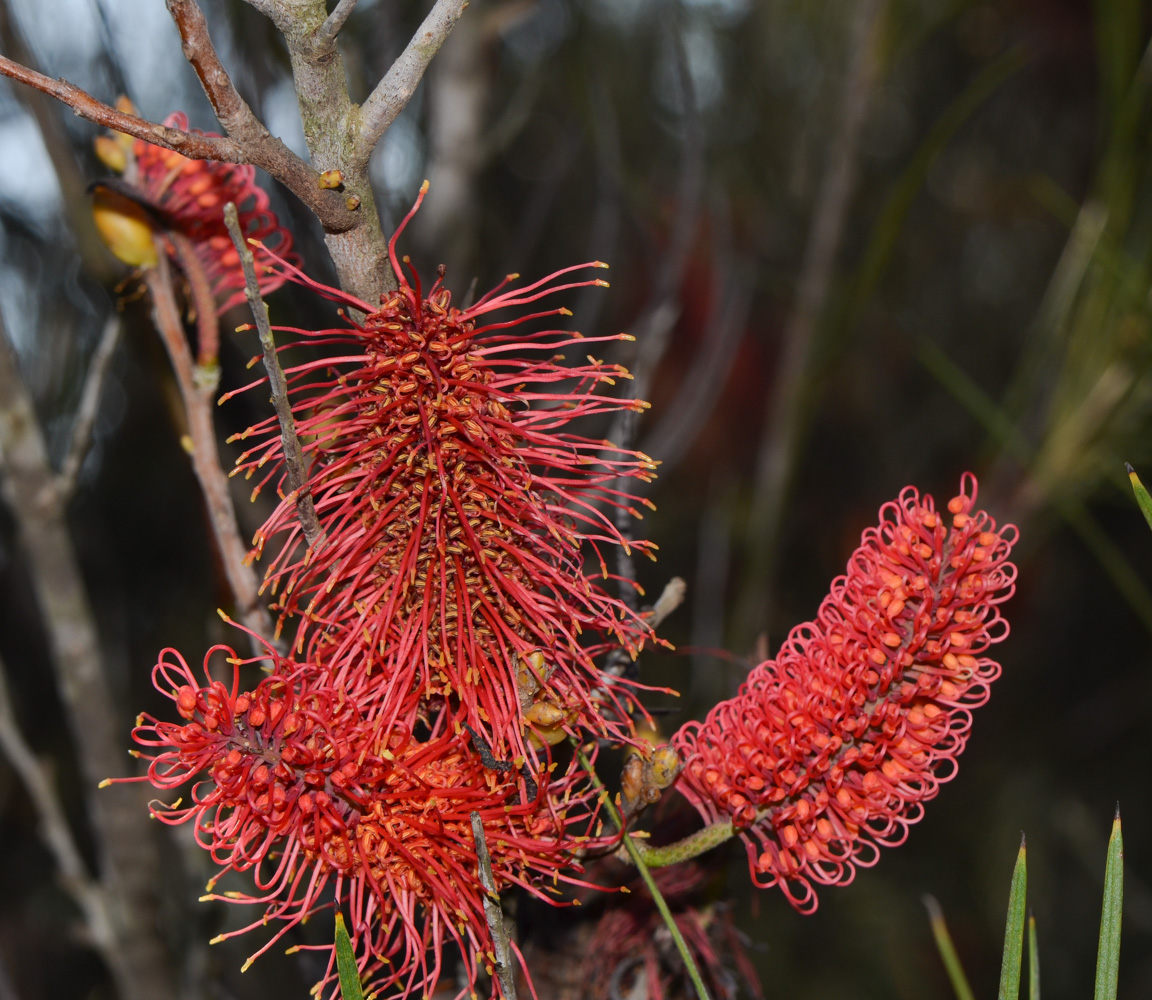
226 181 660 757
671 475 1018 912
107 640 609 998
92 105 295 313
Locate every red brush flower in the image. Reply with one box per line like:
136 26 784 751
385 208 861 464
672 475 1018 912
228 182 660 756
93 108 295 312
111 641 608 998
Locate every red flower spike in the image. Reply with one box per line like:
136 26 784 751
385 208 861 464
120 112 295 312
231 186 661 756
672 475 1018 913
111 643 609 999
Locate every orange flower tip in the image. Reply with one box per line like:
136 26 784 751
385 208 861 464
284 945 301 956
217 609 234 623
506 272 521 281
571 898 582 907
198 894 215 902
240 958 254 973
619 886 631 893
419 178 430 194
882 632 902 648
548 761 558 772
129 749 141 758
98 778 113 789
947 496 966 514
595 279 610 288
180 434 194 455
558 307 573 317
593 261 609 269
209 935 227 946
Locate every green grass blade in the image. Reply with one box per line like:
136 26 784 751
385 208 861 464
1126 464 1152 533
335 912 366 1000
999 837 1028 1000
924 895 977 1000
1094 809 1124 1000
1028 910 1040 1000
575 748 713 1000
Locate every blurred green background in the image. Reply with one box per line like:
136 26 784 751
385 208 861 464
1 0 1151 997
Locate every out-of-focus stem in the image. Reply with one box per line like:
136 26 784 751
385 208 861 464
0 316 173 1000
737 0 887 644
145 247 274 646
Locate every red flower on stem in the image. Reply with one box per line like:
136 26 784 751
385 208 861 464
672 475 1018 912
227 182 661 757
111 641 607 997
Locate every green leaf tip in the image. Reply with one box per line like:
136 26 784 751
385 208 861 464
1094 810 1124 1000
335 911 366 1000
1127 465 1152 534
999 838 1028 1000
924 895 977 1000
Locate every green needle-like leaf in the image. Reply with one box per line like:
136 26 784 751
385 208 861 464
999 837 1028 1000
1094 809 1124 1000
335 912 366 1000
924 895 977 1000
1028 911 1041 1000
1127 464 1152 533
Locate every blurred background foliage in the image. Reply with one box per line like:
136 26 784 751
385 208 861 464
1 0 1152 998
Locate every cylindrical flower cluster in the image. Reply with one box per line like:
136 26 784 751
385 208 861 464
230 182 659 758
672 475 1018 912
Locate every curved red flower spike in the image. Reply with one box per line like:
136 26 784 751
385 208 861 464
672 475 1018 912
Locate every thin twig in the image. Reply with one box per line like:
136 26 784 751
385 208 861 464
163 0 355 232
318 0 359 47
0 49 352 234
353 0 470 168
144 247 276 647
736 0 886 643
0 649 114 950
58 316 122 500
470 811 517 1000
575 750 713 1000
603 576 686 679
223 202 322 547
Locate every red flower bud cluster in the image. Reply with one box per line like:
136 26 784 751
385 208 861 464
116 179 656 997
229 182 660 757
96 109 294 311
124 643 601 995
672 475 1018 912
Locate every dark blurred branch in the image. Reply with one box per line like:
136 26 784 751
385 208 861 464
354 0 470 169
224 203 322 547
610 22 705 609
0 650 113 949
0 318 173 1000
58 317 122 500
736 0 886 643
640 253 754 476
145 247 276 646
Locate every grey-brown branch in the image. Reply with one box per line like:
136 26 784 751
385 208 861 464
223 202 322 547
